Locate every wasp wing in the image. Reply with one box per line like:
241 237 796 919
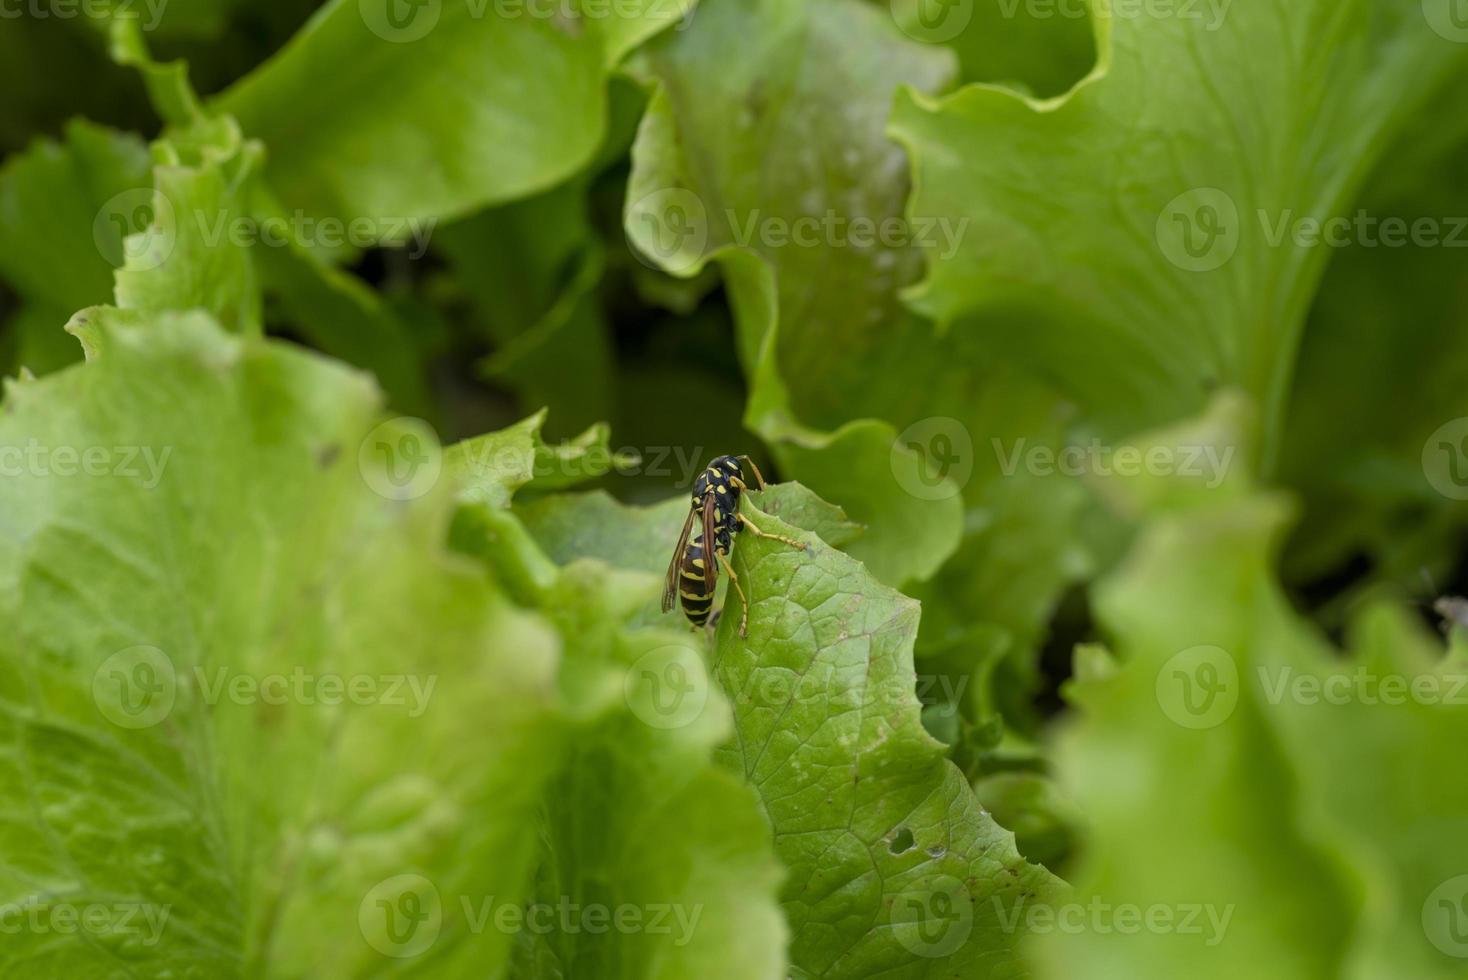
662 508 696 614
701 491 719 592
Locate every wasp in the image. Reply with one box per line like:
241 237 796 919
662 454 806 637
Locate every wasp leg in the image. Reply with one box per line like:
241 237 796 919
716 552 751 637
737 512 806 551
735 455 768 490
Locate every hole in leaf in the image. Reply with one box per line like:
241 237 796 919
889 827 915 854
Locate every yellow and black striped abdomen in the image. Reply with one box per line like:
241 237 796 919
678 537 715 626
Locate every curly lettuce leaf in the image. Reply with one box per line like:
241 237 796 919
1035 395 1468 979
891 1 1468 464
0 119 151 374
507 559 788 979
626 0 965 587
112 121 263 335
0 309 568 976
714 495 1062 977
216 0 693 229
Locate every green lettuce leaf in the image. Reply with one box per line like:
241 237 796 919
891 1 1468 463
216 0 693 229
626 0 965 587
112 120 264 335
0 119 151 374
714 494 1062 977
1034 395 1468 979
0 309 567 976
508 559 788 979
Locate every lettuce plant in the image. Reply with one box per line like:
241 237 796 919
1 1 1467 978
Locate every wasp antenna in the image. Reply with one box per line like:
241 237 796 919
737 455 768 490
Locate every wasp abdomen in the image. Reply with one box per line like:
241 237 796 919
678 538 715 626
